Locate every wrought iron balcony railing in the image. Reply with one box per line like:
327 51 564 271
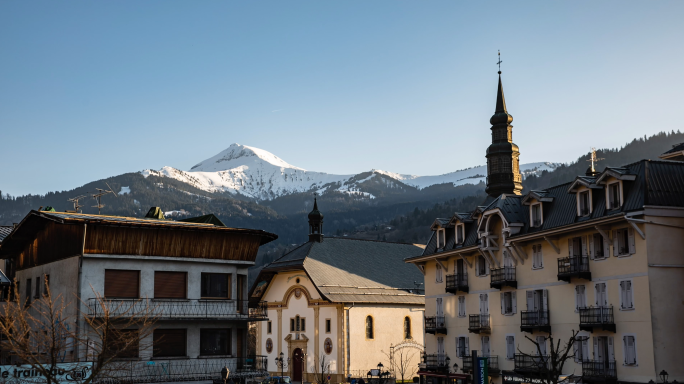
514 354 550 373
422 353 449 372
87 299 268 321
582 360 617 382
461 355 499 376
425 316 447 335
445 273 469 294
490 266 517 289
579 306 616 332
468 314 490 334
520 310 550 333
97 356 268 384
557 255 591 282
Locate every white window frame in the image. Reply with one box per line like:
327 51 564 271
622 334 638 366
532 244 543 269
456 336 469 358
476 255 488 277
455 224 465 245
592 232 608 260
606 181 623 210
573 332 590 363
436 228 446 249
575 284 587 312
619 279 634 311
594 282 609 307
501 291 516 315
435 263 443 283
530 203 543 227
505 334 515 360
613 227 635 257
458 296 466 318
577 189 592 217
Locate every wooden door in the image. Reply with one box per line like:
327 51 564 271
292 348 303 382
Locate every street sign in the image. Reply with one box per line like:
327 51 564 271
477 358 489 384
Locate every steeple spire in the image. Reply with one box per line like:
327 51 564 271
308 195 324 242
485 56 523 198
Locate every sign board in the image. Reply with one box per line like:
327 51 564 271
477 358 488 384
0 363 92 384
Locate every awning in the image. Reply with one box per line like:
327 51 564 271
417 371 469 379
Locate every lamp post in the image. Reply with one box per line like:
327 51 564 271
444 357 451 384
275 352 290 383
302 352 308 384
661 371 669 384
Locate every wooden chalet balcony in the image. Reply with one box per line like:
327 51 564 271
520 310 550 333
490 267 517 289
425 315 447 335
445 273 469 293
422 353 449 372
514 354 550 373
579 307 616 332
461 355 500 376
557 256 591 282
468 314 490 334
87 299 268 321
582 360 618 383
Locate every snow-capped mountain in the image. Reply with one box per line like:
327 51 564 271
142 144 560 201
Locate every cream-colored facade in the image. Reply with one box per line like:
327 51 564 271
256 270 425 383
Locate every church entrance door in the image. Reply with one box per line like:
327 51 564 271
292 348 303 382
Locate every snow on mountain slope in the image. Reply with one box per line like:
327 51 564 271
141 144 561 201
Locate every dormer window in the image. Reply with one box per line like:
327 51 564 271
455 224 465 244
607 182 621 209
530 203 542 227
579 190 591 216
436 228 446 250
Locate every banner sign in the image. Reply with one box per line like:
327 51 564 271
477 358 488 384
0 362 92 384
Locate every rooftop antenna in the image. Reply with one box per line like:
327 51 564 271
91 182 117 215
587 147 605 173
67 195 88 213
497 50 502 74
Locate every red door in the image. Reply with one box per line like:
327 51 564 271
292 348 303 382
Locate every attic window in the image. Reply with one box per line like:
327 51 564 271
436 229 446 250
530 203 542 227
578 190 591 217
607 182 621 210
456 224 465 244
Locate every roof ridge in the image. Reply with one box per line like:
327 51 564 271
326 236 418 245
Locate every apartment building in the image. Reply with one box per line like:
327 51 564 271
405 72 684 384
0 210 277 381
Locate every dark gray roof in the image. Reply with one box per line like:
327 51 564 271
661 143 684 155
0 226 12 243
417 159 684 257
259 237 425 304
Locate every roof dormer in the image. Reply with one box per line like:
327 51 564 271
595 168 636 211
522 190 553 228
448 213 472 246
430 218 450 251
567 176 602 217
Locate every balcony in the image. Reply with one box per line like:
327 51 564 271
582 360 617 383
514 354 550 374
446 273 469 294
104 356 268 383
579 307 616 333
87 299 268 321
557 256 591 282
468 314 490 334
520 310 550 333
490 267 517 289
425 316 447 335
461 355 499 376
422 353 449 372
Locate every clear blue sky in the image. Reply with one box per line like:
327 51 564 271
2 1 683 196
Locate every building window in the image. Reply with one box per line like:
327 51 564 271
456 225 465 244
291 316 305 332
25 278 31 306
458 296 466 318
267 321 272 334
575 285 587 312
532 244 543 269
366 316 374 339
201 273 231 299
623 335 637 365
436 229 446 249
573 335 589 362
595 282 608 307
531 204 542 227
34 277 40 299
456 336 469 358
500 291 516 315
569 237 582 257
579 190 591 216
104 329 139 358
476 255 488 276
325 319 331 333
153 329 187 357
435 263 443 283
608 182 621 209
619 280 634 310
324 338 333 354
506 335 515 360
200 329 231 356
290 318 295 332
614 228 634 256
592 233 606 259
104 269 140 299
536 336 547 355
154 271 187 299
266 338 273 353
404 317 411 339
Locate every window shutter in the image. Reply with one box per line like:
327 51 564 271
465 337 469 356
627 281 633 309
512 291 517 314
475 257 480 277
526 291 534 310
582 236 588 257
594 284 600 307
582 338 589 362
568 239 572 257
104 270 140 298
608 336 615 361
628 227 636 254
500 293 505 314
154 272 187 299
620 281 626 309
573 339 579 362
623 336 628 364
589 234 595 259
153 329 187 357
613 230 619 257
575 286 581 311
542 289 549 313
593 337 599 360
603 234 610 258
507 336 515 359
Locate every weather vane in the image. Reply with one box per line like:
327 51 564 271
497 50 502 74
587 147 605 173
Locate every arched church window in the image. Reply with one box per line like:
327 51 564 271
404 316 411 339
366 316 374 339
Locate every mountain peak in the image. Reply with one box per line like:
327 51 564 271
190 143 305 172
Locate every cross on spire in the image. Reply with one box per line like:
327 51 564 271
497 50 502 74
587 147 605 173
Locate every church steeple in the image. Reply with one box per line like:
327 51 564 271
485 64 523 197
308 197 324 242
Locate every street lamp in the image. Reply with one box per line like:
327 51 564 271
302 352 308 384
661 371 669 383
444 357 451 384
275 352 289 383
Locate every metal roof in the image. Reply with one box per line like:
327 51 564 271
0 226 13 243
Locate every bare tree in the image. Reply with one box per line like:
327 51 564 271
310 353 331 384
382 348 418 383
0 278 157 384
516 331 581 384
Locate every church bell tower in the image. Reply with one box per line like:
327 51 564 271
485 65 523 198
308 197 324 242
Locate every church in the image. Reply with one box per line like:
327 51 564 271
249 200 426 383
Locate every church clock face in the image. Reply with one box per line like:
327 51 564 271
324 338 333 354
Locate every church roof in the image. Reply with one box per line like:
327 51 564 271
256 237 425 304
